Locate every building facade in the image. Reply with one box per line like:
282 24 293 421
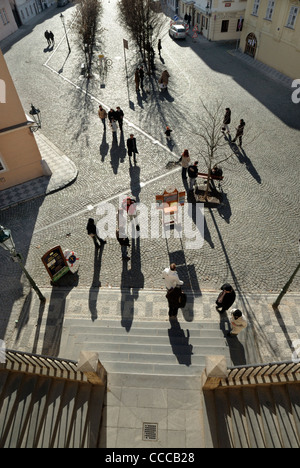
178 0 247 41
0 48 44 191
239 0 300 79
0 0 18 41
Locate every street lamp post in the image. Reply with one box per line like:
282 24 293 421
205 1 211 41
0 226 45 302
60 13 71 53
29 104 41 132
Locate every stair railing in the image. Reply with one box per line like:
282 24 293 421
222 360 300 387
202 356 300 390
1 349 107 386
2 348 83 381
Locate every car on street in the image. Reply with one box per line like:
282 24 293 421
57 0 69 7
169 24 186 40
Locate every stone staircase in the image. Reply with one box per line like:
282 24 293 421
59 318 232 376
0 356 105 448
203 369 300 448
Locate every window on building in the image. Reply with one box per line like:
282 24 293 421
236 18 244 31
286 6 298 28
221 20 229 33
252 0 260 16
265 0 275 20
0 8 9 25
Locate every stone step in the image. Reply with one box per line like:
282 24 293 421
63 318 223 330
60 317 231 376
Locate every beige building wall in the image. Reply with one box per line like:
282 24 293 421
0 0 18 41
179 0 247 41
0 48 43 191
240 0 300 79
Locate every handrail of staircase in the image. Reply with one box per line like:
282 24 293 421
1 348 83 381
222 359 300 387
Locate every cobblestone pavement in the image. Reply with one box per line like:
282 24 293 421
0 1 299 361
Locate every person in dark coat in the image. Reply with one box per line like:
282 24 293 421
108 108 116 123
49 31 54 46
115 106 124 131
127 134 138 164
187 161 198 190
86 218 106 248
222 108 231 134
232 119 245 146
216 283 236 313
44 30 51 47
166 287 182 318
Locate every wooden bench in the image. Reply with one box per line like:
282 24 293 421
197 172 224 181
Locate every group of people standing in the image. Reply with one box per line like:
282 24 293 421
180 149 199 191
163 264 247 337
98 105 124 133
222 107 246 147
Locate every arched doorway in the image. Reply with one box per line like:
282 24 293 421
245 33 257 57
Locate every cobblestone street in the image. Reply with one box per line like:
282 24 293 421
0 0 300 359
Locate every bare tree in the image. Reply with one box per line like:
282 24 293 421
73 0 102 73
194 100 235 200
118 0 165 73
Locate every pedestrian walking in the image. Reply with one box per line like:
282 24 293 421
108 108 116 123
116 229 130 261
86 218 106 248
222 107 231 135
187 161 198 191
159 70 170 90
166 287 181 319
139 66 144 89
227 309 247 337
122 196 140 231
232 119 245 146
215 283 236 314
98 105 107 129
163 263 184 291
180 149 190 179
49 31 54 46
135 68 140 92
44 30 51 47
127 134 139 164
115 106 124 131
158 39 162 57
110 118 118 136
165 126 173 142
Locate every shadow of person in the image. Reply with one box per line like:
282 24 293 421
89 244 104 321
219 315 246 366
118 131 127 163
168 317 193 366
110 132 120 174
120 258 134 332
100 131 109 162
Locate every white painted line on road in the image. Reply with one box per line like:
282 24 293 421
33 164 181 234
